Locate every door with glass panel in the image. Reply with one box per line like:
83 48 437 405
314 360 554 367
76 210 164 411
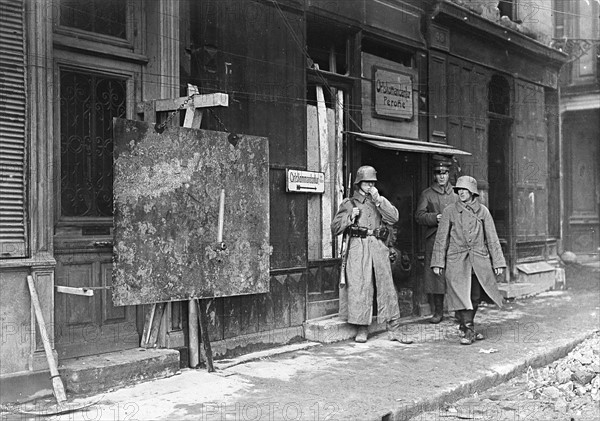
53 0 141 359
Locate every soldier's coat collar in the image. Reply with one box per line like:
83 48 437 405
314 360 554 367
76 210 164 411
352 191 368 203
431 182 454 195
456 199 481 213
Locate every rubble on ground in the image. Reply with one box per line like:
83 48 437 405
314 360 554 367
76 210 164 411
524 332 600 410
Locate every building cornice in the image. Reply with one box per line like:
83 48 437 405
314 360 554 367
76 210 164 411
430 0 567 68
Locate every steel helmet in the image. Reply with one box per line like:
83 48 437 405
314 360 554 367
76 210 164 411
453 175 479 196
354 166 378 184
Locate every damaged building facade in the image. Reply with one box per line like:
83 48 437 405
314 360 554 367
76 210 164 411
0 0 573 401
553 0 600 261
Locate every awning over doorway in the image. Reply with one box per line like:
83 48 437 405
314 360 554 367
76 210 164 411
347 131 471 156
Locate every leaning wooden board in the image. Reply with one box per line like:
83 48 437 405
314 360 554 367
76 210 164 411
112 118 270 305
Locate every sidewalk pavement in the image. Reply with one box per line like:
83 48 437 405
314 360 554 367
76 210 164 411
4 277 600 421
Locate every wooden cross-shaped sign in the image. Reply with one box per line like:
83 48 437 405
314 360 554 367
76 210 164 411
136 84 228 128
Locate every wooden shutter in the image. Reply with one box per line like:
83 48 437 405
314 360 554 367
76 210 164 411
0 0 27 258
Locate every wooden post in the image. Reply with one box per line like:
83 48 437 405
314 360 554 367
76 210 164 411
197 299 215 372
316 85 332 258
188 298 200 368
135 86 228 370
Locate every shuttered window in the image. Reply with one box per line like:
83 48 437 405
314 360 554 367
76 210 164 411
0 0 27 258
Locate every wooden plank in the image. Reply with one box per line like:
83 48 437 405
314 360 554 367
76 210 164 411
146 303 166 347
307 105 321 260
183 84 204 129
154 93 228 112
335 91 344 211
158 302 169 348
140 304 157 347
27 276 67 404
316 85 332 259
188 299 199 367
197 299 214 372
55 285 94 297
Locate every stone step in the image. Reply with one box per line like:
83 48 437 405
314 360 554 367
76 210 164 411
59 348 180 396
303 315 386 343
498 280 555 299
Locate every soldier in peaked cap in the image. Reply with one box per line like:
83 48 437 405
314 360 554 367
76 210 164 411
331 166 413 344
415 155 458 324
431 176 506 345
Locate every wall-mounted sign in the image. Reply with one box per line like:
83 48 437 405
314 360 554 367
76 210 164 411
286 169 325 193
429 24 450 51
373 66 413 121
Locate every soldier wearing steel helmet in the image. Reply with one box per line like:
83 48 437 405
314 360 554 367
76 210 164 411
431 175 506 345
415 155 458 324
331 165 413 344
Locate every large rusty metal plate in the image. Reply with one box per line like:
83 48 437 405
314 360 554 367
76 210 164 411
112 119 270 305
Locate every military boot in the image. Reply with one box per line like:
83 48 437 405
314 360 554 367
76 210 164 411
429 294 444 324
472 305 484 341
387 318 414 344
355 325 369 343
460 310 475 345
455 310 466 337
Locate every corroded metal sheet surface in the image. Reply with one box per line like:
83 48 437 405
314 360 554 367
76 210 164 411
112 119 270 305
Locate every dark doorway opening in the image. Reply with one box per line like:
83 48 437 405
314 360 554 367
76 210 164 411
358 144 421 317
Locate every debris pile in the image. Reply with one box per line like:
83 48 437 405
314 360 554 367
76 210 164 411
525 332 600 411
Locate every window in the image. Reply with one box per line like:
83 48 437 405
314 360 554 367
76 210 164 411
498 0 516 21
59 69 127 218
553 0 570 38
306 17 349 74
59 0 127 39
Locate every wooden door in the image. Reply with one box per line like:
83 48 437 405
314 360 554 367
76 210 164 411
563 110 600 255
53 69 138 359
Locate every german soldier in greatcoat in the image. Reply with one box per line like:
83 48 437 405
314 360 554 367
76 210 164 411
332 166 413 344
415 155 458 323
431 176 506 345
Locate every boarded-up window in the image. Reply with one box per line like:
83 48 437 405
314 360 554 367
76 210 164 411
307 84 344 260
0 0 27 258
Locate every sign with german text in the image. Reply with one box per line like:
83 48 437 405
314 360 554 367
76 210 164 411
373 67 413 121
286 169 325 193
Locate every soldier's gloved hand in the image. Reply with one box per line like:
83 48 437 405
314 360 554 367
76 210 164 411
369 186 381 203
351 207 360 221
433 267 443 276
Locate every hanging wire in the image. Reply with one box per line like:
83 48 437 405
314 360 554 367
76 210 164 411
154 92 197 133
269 0 364 132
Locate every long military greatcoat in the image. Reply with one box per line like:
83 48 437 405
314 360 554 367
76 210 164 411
331 191 400 325
430 199 506 311
415 183 457 294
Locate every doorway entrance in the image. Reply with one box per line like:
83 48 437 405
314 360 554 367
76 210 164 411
358 144 421 316
53 68 139 359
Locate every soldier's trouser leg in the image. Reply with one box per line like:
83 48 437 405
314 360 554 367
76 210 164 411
470 274 484 340
459 310 476 345
430 294 444 324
